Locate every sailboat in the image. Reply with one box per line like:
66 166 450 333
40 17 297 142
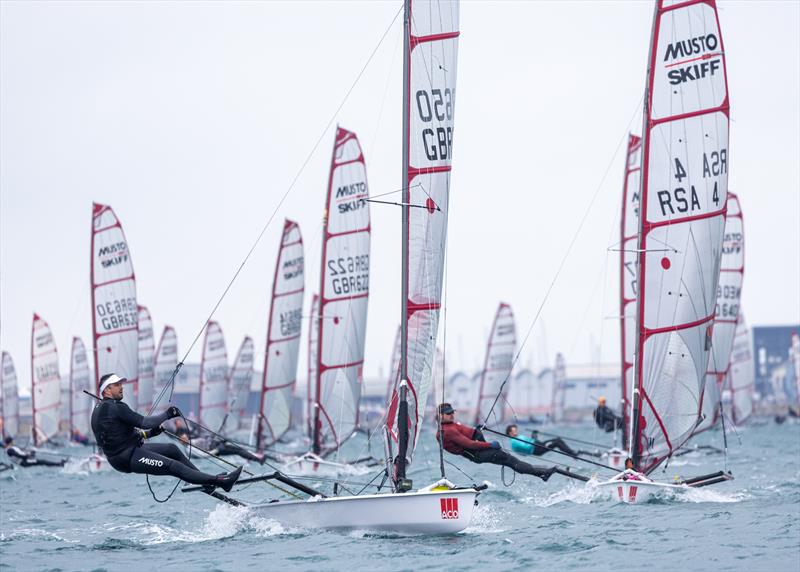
292 126 371 474
791 331 800 416
608 133 643 469
69 336 108 471
153 325 178 410
1 352 19 440
727 315 754 425
198 321 228 434
90 203 139 406
474 303 516 427
229 0 480 532
31 314 61 447
695 192 745 434
226 336 255 436
597 0 733 502
137 306 156 414
256 219 305 449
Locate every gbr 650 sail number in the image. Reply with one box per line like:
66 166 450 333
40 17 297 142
416 88 454 162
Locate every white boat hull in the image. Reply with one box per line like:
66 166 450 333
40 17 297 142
249 484 478 534
596 469 686 503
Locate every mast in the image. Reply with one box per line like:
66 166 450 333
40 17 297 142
387 0 460 488
619 134 642 450
311 127 371 457
257 220 304 448
90 203 138 407
631 0 730 472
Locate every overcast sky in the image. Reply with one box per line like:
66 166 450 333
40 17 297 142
2 0 798 395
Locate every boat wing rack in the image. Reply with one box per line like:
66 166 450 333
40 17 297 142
679 470 734 488
181 471 326 506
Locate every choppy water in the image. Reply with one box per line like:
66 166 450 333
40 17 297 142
1 422 798 571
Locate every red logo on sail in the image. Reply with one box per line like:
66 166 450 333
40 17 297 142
440 497 459 519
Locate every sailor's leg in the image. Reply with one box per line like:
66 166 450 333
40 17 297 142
478 449 555 481
140 442 200 471
128 446 220 486
546 438 578 457
223 444 262 463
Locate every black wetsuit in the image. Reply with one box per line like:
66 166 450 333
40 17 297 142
5 446 65 467
90 398 223 487
460 427 554 481
594 405 623 433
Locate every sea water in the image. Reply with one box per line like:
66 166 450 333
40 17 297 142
1 422 798 571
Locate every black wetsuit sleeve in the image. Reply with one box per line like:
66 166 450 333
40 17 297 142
114 401 170 429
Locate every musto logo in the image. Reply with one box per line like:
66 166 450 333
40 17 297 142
440 497 459 520
138 457 163 467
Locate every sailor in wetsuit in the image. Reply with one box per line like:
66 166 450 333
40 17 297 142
2 436 66 467
90 373 242 492
505 425 597 458
593 396 623 433
436 403 556 481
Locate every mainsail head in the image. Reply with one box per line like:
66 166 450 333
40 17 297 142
631 0 730 473
91 203 138 409
31 313 60 446
258 219 305 447
312 128 370 456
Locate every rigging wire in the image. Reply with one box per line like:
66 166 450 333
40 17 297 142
481 95 645 427
149 3 403 418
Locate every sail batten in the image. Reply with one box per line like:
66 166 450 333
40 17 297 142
258 219 304 448
91 203 139 408
631 0 730 473
312 128 371 456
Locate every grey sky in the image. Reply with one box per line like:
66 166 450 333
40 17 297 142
2 1 798 395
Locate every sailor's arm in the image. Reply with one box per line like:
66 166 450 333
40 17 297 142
451 425 492 450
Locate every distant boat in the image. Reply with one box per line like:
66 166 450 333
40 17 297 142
137 306 156 414
1 352 19 439
90 203 139 408
257 219 305 448
226 337 254 436
198 321 228 433
727 314 754 425
305 294 319 439
153 325 178 410
69 337 92 441
31 313 60 446
474 303 516 426
696 192 745 434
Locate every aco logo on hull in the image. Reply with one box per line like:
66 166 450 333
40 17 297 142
440 497 459 520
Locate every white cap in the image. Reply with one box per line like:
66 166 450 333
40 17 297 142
99 373 128 395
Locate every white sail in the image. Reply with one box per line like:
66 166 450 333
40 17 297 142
227 337 254 435
697 192 744 433
258 219 305 447
551 353 567 422
1 352 19 439
384 326 402 406
31 313 60 446
199 321 228 432
728 315 754 425
153 325 178 410
137 306 156 414
59 371 71 435
306 294 319 438
91 202 138 408
620 133 642 440
791 331 800 410
475 303 517 425
69 337 92 439
387 0 460 468
312 127 370 456
631 0 729 473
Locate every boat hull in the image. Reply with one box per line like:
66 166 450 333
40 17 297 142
596 470 686 503
249 487 478 534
